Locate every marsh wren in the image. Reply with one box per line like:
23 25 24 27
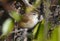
18 12 43 29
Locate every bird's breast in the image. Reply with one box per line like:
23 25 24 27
19 18 38 28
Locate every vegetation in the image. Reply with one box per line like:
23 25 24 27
0 0 60 41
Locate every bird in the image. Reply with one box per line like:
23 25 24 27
18 12 39 29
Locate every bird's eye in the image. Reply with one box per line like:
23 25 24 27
33 13 36 15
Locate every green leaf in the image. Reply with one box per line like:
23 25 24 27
9 11 22 22
2 18 14 36
32 20 45 41
33 23 39 38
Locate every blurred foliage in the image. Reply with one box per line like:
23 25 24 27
32 20 60 41
58 0 60 5
0 0 60 41
47 26 58 41
32 20 44 41
9 11 22 22
0 18 14 40
26 0 41 13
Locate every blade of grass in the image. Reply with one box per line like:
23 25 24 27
32 20 45 41
43 0 51 41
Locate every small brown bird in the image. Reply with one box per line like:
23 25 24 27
18 12 39 29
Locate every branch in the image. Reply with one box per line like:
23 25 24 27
43 0 51 41
22 0 32 7
22 0 41 13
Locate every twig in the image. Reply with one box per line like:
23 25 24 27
22 0 41 13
